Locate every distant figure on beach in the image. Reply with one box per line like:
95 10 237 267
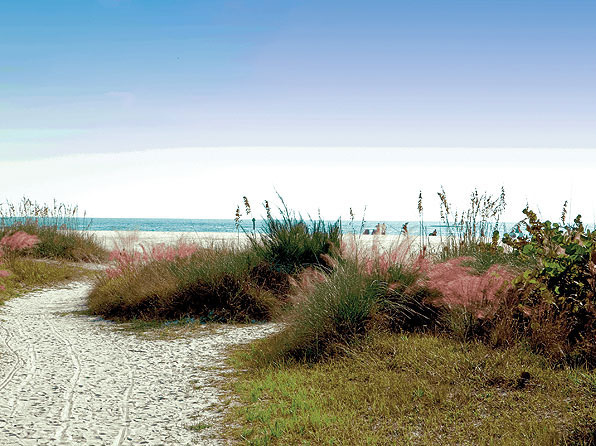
401 223 408 235
429 229 437 236
372 223 381 235
381 223 386 235
363 229 370 235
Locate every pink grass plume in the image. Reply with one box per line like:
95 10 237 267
0 231 40 252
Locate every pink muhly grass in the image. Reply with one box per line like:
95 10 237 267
105 241 199 279
341 236 414 276
420 256 515 316
288 266 328 306
0 231 40 252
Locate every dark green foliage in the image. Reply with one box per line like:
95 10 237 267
497 208 596 365
504 208 596 310
247 198 342 275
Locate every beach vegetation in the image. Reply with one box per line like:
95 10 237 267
489 208 596 365
227 332 596 445
89 196 343 322
88 242 284 321
0 197 107 262
0 200 102 302
222 191 596 444
244 196 342 275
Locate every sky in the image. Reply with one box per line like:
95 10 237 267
1 1 595 221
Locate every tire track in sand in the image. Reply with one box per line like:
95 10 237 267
111 341 134 446
8 319 38 417
0 325 23 393
48 319 82 442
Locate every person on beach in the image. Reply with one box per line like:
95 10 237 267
429 229 437 236
381 223 386 235
363 229 370 235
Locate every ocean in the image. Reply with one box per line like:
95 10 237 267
1 216 518 237
81 218 515 237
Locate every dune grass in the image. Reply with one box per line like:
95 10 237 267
88 245 285 321
88 203 341 322
0 258 94 304
0 198 107 303
0 197 107 262
226 332 596 446
0 223 106 262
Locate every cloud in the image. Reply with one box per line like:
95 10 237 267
0 147 594 222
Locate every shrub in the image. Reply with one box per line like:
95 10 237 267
494 208 596 365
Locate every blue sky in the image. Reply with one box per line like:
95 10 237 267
2 0 595 159
1 1 595 220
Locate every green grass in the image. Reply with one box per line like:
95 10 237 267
226 332 596 446
189 422 212 432
0 258 94 304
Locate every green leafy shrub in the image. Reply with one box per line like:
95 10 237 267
497 208 596 364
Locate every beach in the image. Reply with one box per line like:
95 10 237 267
85 230 445 253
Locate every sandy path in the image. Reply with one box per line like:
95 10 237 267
0 281 277 445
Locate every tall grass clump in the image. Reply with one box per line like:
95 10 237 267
261 262 382 361
242 196 342 275
254 239 441 363
431 187 532 273
437 187 506 248
0 197 106 262
88 242 283 321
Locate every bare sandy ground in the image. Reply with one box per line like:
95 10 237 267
0 281 278 445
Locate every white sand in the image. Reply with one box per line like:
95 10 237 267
0 280 278 445
86 230 445 253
